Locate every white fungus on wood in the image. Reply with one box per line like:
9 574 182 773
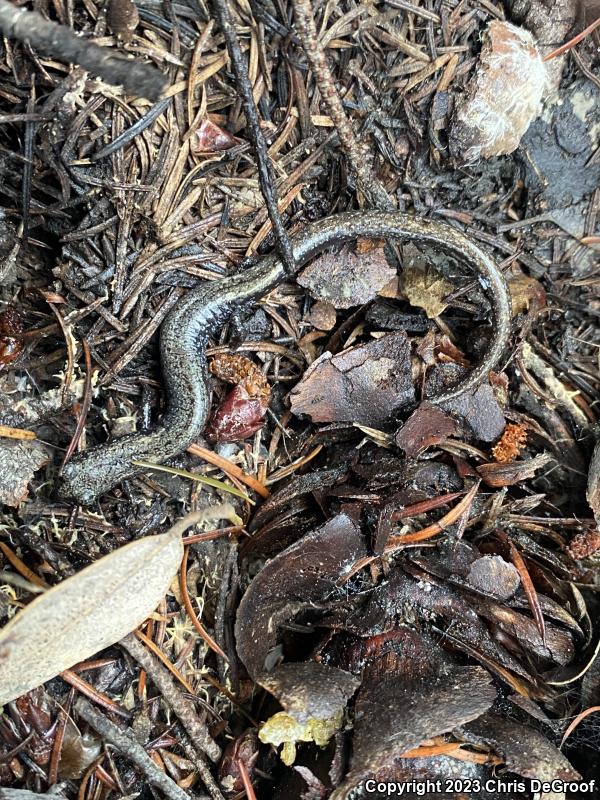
449 20 547 163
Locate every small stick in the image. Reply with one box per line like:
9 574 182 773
74 697 201 800
211 0 297 274
291 0 393 211
121 632 222 762
0 0 168 100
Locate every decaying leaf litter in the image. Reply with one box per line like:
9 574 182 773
0 0 599 798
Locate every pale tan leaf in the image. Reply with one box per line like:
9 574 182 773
0 521 187 705
400 264 453 318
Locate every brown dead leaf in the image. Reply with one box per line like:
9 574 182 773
400 264 453 318
0 440 49 507
235 513 368 677
427 364 506 442
0 516 190 704
305 300 337 331
331 657 496 800
297 243 396 309
290 332 414 426
395 402 458 456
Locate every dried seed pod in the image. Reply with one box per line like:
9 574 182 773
106 0 139 43
207 354 271 442
449 21 547 163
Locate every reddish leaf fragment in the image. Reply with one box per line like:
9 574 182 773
395 402 458 456
0 305 24 365
206 383 268 443
297 241 396 309
290 332 414 426
192 119 241 153
502 534 546 646
207 354 271 442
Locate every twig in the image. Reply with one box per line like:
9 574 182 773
543 15 600 61
210 0 297 274
74 697 200 800
61 338 93 469
291 0 393 211
0 0 168 100
61 668 131 719
120 632 222 762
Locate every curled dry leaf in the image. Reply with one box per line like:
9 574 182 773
235 513 368 677
297 241 395 310
331 657 497 800
449 21 547 163
0 440 49 507
290 332 414 426
257 663 359 765
0 518 188 704
477 453 552 487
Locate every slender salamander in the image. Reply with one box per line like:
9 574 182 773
59 211 512 505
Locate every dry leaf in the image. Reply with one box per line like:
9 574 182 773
289 332 414 426
297 243 395 309
0 440 49 507
0 520 187 704
400 265 453 319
